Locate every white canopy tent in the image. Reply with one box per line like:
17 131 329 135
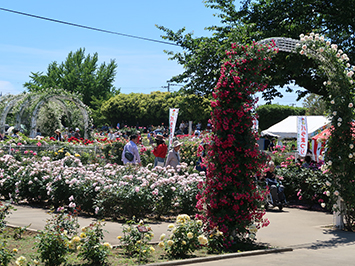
261 116 330 139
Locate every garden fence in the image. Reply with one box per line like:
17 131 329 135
1 144 103 157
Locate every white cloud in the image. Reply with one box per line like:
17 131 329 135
0 80 21 95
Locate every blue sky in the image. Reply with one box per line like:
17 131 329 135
0 0 303 106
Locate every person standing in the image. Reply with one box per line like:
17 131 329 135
74 128 81 139
11 129 20 138
152 134 167 167
268 139 276 151
54 129 63 141
165 140 182 169
122 134 142 166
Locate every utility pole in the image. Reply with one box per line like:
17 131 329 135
161 82 182 92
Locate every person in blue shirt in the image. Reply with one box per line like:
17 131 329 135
122 134 142 166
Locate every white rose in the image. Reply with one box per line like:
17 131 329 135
334 190 340 196
350 144 354 149
300 37 305 42
331 100 335 104
338 122 341 127
338 49 343 54
300 50 305 55
326 191 331 197
315 36 319 41
302 45 307 50
333 111 337 116
349 103 353 108
346 63 351 68
320 36 325 41
299 34 305 38
319 47 324 52
338 117 342 122
326 41 331 46
321 203 326 208
349 154 353 159
336 53 341 58
310 32 315 37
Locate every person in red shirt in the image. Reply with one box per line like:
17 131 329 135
152 134 167 167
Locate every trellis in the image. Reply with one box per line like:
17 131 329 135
0 92 90 139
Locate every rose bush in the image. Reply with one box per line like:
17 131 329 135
298 32 355 230
196 41 277 245
0 154 205 219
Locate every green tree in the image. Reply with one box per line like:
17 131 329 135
302 93 327 115
158 0 355 101
101 91 211 127
156 22 259 97
256 104 306 131
24 48 118 110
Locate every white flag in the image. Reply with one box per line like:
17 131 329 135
297 116 308 157
168 108 179 150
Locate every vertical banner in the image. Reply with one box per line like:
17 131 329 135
252 117 259 133
297 116 308 156
168 108 179 150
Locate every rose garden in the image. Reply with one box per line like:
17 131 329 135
1 32 355 265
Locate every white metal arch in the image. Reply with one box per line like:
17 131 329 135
258 37 301 53
29 94 90 139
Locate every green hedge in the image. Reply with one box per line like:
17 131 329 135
256 104 306 130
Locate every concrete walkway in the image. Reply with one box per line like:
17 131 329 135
5 204 171 244
5 205 355 265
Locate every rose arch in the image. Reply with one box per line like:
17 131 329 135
197 32 355 241
0 91 90 139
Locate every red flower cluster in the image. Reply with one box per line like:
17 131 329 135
196 41 278 243
67 136 95 145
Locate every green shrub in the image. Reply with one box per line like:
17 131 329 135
78 221 111 265
161 215 206 258
256 104 306 131
117 220 154 262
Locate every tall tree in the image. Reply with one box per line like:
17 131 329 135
101 91 211 127
158 0 355 101
24 48 118 109
302 93 327 115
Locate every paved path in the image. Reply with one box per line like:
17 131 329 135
5 204 171 244
5 205 355 265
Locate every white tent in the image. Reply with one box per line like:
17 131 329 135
261 116 330 139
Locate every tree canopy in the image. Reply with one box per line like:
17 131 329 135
157 0 355 101
101 91 212 127
24 48 118 109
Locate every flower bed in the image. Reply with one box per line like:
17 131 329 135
0 153 204 219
